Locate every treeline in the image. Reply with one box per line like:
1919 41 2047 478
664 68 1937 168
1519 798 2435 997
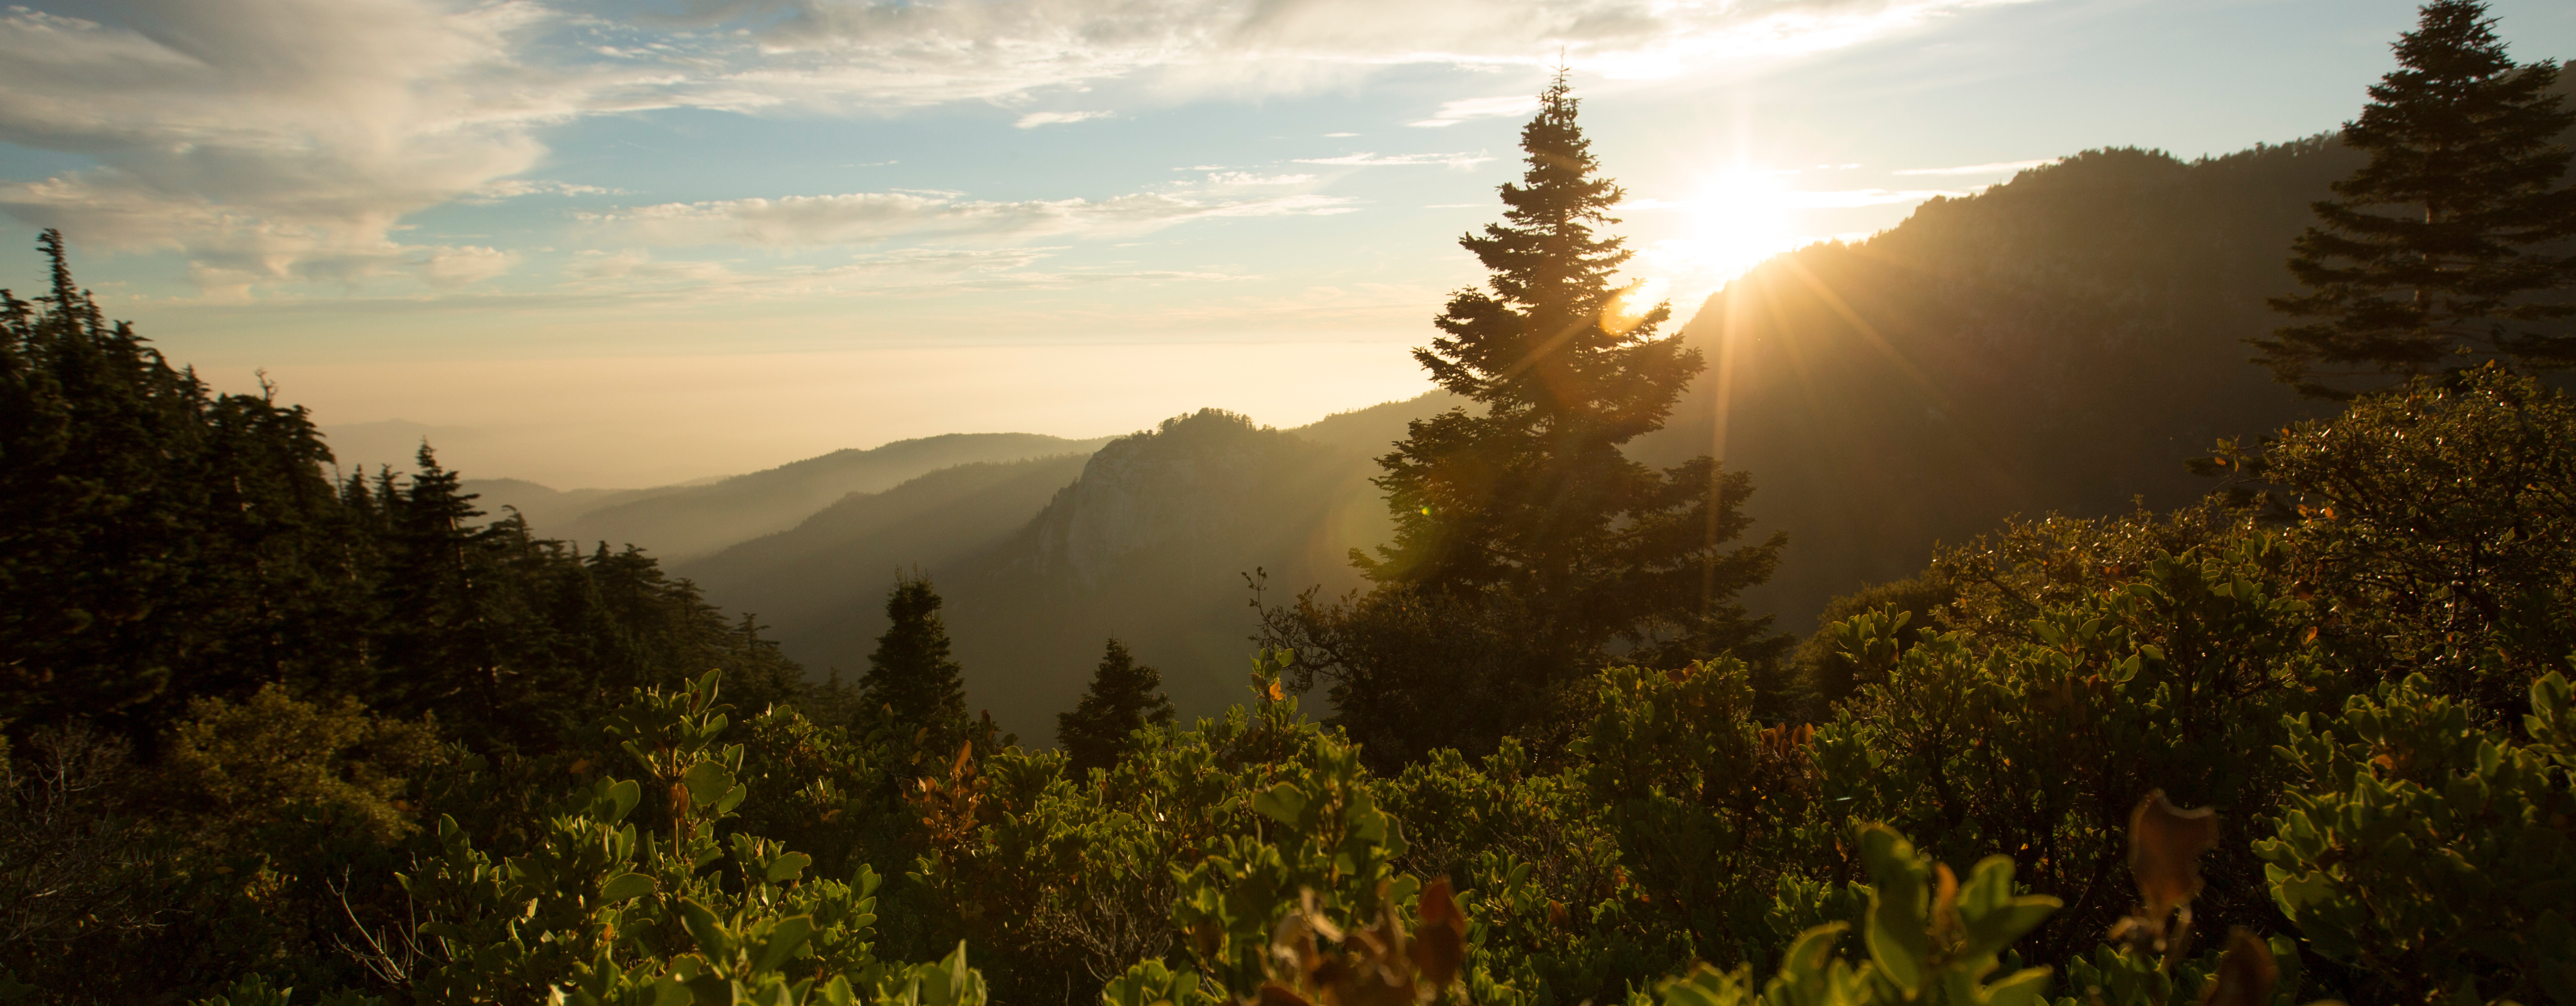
4 2 2576 1005
0 228 811 755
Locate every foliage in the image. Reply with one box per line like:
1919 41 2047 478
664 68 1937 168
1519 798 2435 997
2253 365 2576 721
2258 0 2576 394
1058 639 1177 777
1793 573 1957 711
159 685 444 849
1818 530 2342 965
1648 825 2059 1006
2257 670 2576 1005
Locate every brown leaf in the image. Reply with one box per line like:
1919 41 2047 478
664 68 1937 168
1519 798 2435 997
1271 908 1320 985
2131 789 2221 918
951 741 973 779
2196 930 2277 1006
1190 918 1225 961
1410 877 1467 991
1931 863 1962 944
1546 899 1570 930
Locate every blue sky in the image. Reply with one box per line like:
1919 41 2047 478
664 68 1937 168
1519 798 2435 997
4 0 2572 486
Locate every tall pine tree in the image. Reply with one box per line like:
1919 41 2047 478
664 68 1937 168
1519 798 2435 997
2258 0 2576 396
1055 638 1174 775
860 571 970 746
1262 73 1786 765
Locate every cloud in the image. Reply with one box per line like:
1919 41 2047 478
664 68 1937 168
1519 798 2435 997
0 0 676 293
1014 109 1115 128
466 179 623 202
1294 152 1493 167
1409 93 1541 127
690 0 2051 100
592 188 1357 246
0 0 2044 294
1204 172 1317 186
1893 158 2057 175
566 245 1240 300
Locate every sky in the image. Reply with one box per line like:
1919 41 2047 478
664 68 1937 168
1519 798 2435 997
3 0 2572 487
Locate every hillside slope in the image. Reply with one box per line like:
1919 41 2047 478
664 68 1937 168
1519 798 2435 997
1634 140 2362 627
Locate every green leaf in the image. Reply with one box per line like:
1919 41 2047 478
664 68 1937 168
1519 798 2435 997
1859 825 1932 995
1982 967 2054 1006
679 899 733 959
751 916 817 974
765 851 813 884
684 761 735 808
1252 783 1305 825
600 872 658 903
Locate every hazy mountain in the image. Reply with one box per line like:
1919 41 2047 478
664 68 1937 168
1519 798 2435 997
677 453 1103 678
683 395 1457 737
468 432 1116 561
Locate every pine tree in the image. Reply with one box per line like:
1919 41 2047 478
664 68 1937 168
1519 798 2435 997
1055 638 1175 775
860 571 970 744
2258 0 2576 396
1263 73 1786 765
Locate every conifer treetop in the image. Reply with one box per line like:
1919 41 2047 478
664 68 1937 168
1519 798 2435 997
1420 69 1690 438
2259 0 2576 394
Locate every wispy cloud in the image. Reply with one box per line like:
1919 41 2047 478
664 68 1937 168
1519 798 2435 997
0 0 2043 295
1014 109 1114 128
1893 158 2056 175
591 188 1357 246
1295 151 1493 167
1410 94 1540 127
565 246 1243 300
1205 172 1317 186
465 179 623 203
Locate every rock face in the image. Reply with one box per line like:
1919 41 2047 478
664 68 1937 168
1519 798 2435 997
1012 410 1332 589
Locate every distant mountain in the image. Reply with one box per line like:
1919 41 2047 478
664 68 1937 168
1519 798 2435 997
467 432 1115 561
676 453 1102 676
682 395 1458 738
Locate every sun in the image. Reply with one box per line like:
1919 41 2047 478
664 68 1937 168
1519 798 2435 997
1630 170 1806 314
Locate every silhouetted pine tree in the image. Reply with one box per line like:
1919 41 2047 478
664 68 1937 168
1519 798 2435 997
2259 0 2576 396
860 572 970 746
1261 74 1787 765
1054 638 1174 775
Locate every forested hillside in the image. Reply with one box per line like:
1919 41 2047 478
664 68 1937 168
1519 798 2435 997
1637 66 2575 629
1638 140 2351 626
